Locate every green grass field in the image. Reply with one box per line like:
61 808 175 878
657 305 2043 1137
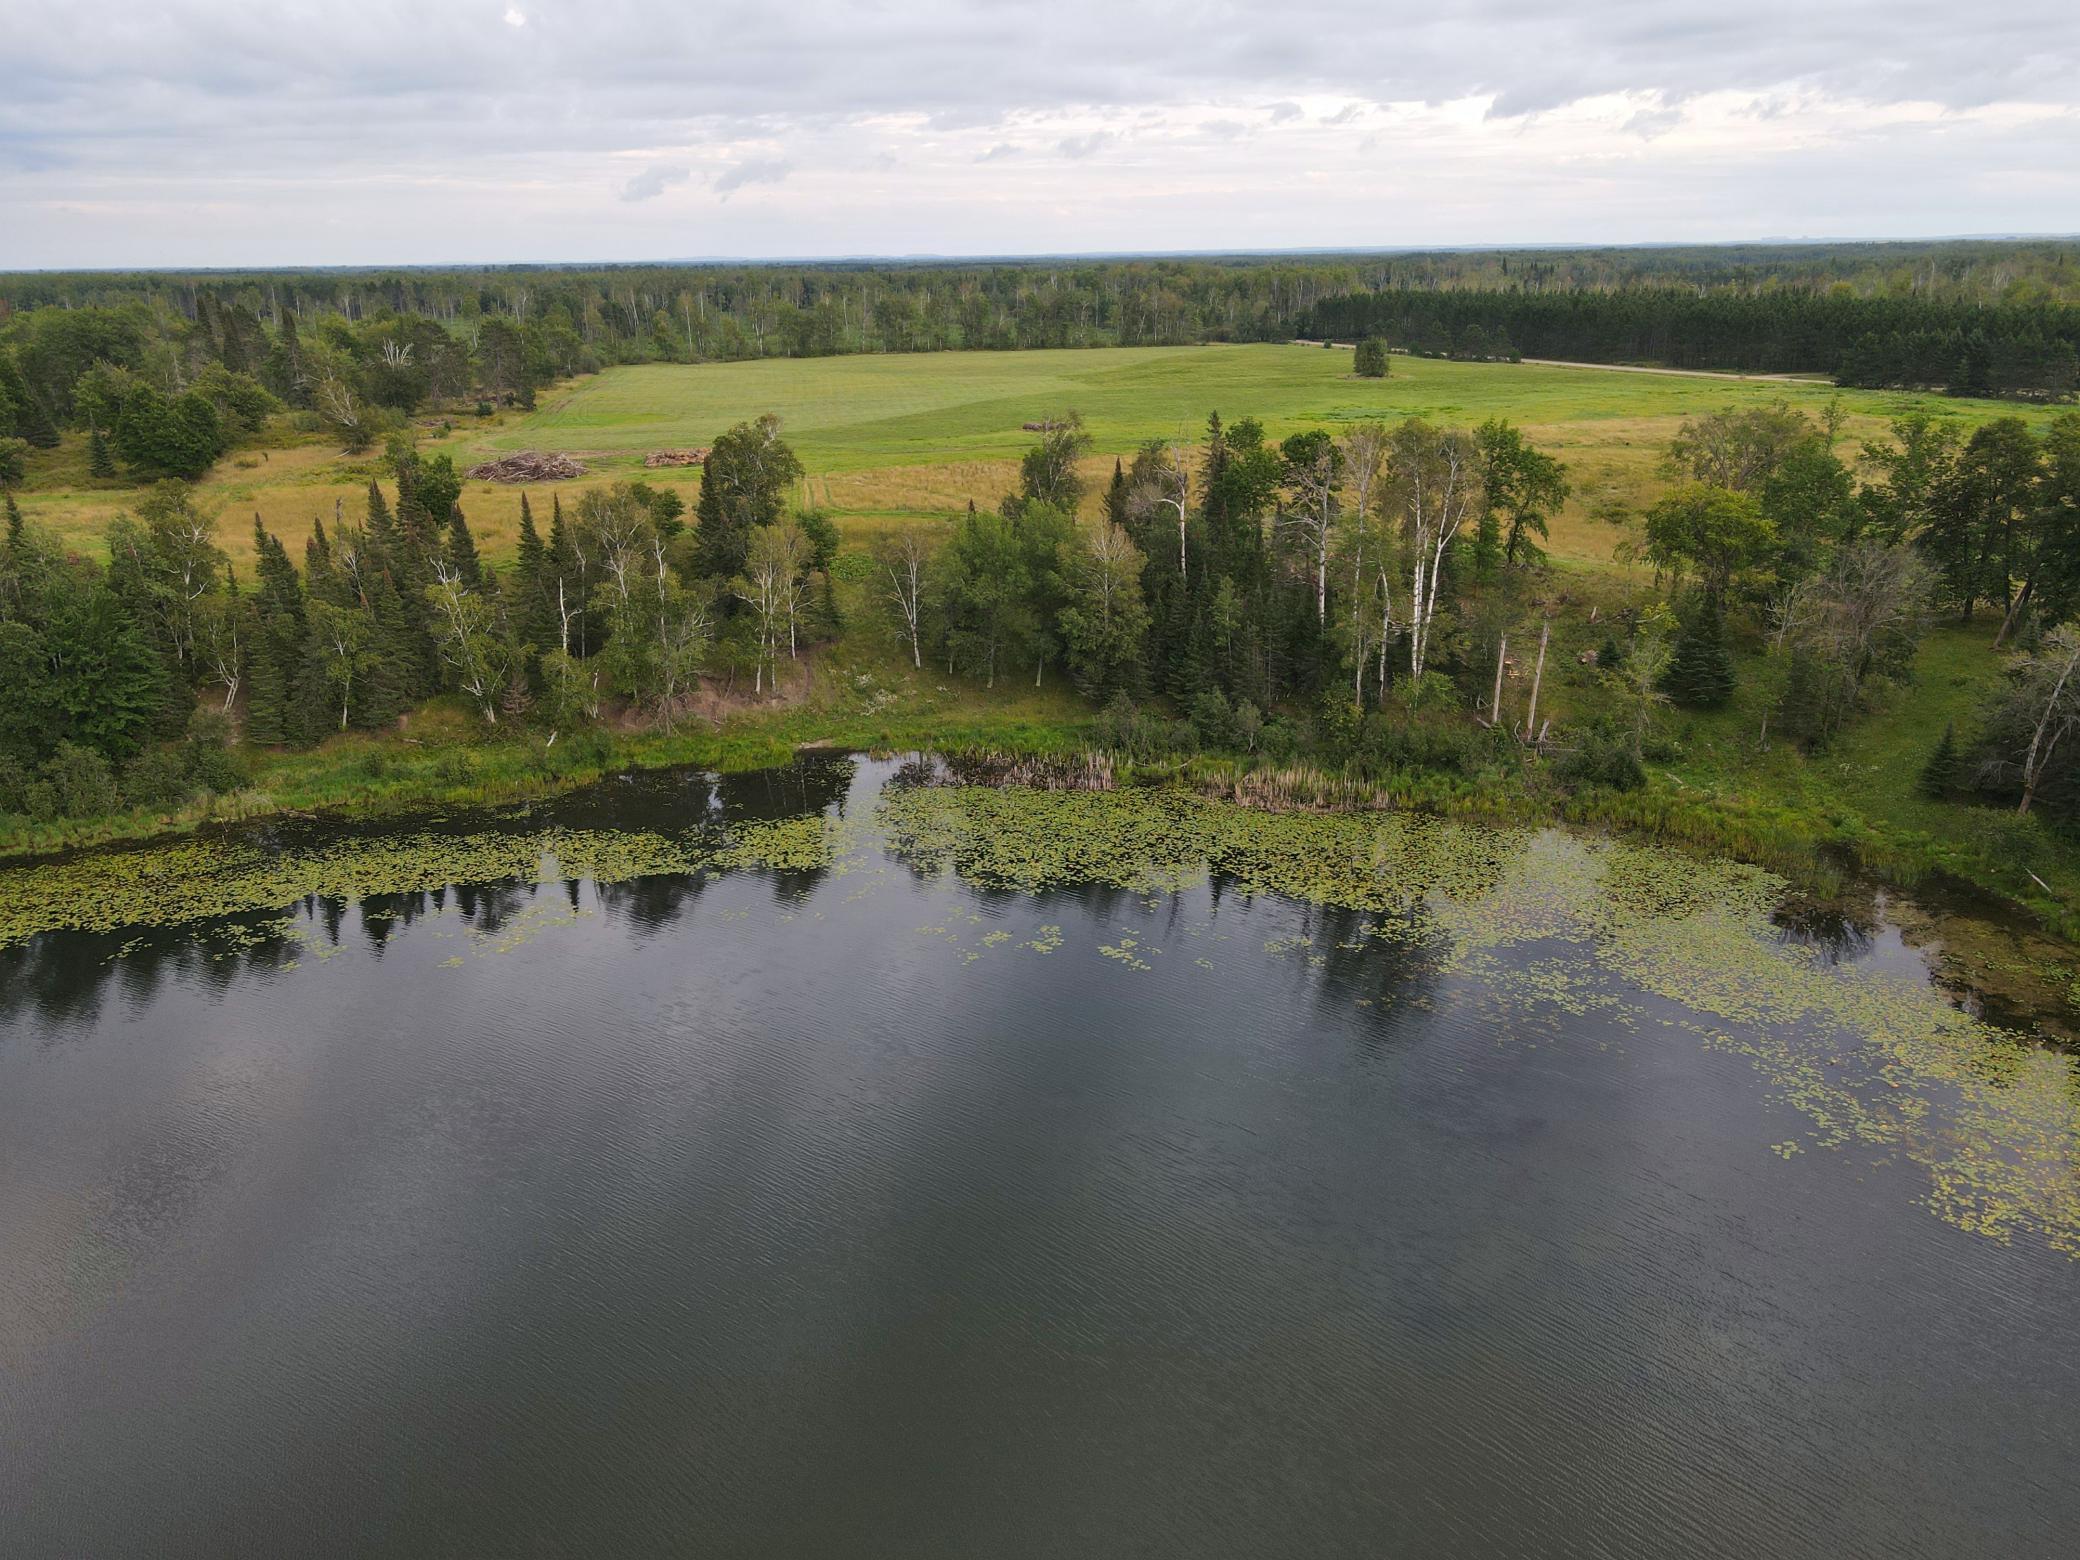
15 344 2058 573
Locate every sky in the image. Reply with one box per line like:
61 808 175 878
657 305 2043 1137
4 0 2079 269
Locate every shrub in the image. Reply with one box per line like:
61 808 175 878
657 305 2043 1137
42 741 119 819
182 707 247 793
1233 700 1263 753
1189 688 1234 747
1557 717 1647 792
0 753 32 814
122 747 192 808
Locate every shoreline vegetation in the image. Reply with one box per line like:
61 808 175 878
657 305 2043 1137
8 701 2080 1046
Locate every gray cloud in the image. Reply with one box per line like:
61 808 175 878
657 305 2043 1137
712 157 793 196
620 163 689 201
2 0 2077 263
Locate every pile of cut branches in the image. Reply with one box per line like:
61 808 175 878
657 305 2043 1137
466 451 586 482
643 448 709 468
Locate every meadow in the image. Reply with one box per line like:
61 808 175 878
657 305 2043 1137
16 343 2056 572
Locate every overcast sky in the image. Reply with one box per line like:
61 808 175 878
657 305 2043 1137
5 0 2078 268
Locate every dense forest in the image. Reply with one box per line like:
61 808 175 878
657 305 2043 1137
4 241 2079 470
6 375 2080 833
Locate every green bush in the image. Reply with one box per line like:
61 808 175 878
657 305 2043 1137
182 708 247 793
42 741 119 819
0 753 32 815
122 747 192 808
1189 688 1234 747
1557 717 1647 792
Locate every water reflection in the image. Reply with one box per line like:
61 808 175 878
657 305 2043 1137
3 756 2080 1560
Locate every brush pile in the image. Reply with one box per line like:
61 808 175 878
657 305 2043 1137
466 451 586 482
1020 420 1063 432
643 448 709 468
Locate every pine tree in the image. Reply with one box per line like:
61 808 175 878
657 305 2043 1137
1920 721 1964 798
1104 459 1129 529
1660 597 1735 708
88 425 116 479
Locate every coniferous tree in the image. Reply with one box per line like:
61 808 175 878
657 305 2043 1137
1103 459 1129 530
1773 648 1830 749
1920 721 1965 798
1661 596 1736 708
445 506 485 592
88 425 116 479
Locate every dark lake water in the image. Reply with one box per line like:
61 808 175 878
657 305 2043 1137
2 756 2076 1558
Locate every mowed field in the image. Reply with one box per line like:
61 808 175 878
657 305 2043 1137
18 344 2059 571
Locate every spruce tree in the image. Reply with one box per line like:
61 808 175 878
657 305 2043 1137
1104 459 1129 529
245 629 288 745
88 425 116 479
512 494 558 659
445 506 484 591
1660 597 1735 708
1920 721 1964 798
1773 649 1827 748
1597 635 1625 671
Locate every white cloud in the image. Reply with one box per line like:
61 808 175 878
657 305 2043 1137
502 6 526 26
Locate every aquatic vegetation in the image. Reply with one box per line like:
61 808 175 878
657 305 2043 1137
4 776 2077 1258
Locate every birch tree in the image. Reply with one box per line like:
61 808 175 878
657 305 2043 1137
2010 625 2080 816
1057 521 1149 699
1279 430 1342 625
733 522 810 694
1127 435 1193 581
870 524 937 669
426 562 514 723
1387 420 1481 679
1339 423 1390 701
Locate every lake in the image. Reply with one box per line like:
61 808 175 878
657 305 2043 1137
2 755 2076 1558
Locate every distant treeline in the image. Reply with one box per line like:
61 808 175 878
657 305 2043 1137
4 242 2080 457
1300 289 2080 400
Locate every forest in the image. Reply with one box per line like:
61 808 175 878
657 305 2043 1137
5 240 2080 466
